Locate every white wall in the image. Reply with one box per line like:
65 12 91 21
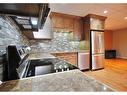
113 28 127 59
104 30 113 50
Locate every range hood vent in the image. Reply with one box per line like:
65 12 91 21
0 4 50 31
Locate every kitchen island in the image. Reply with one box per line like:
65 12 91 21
0 69 114 91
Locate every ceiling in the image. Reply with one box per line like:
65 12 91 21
50 3 127 31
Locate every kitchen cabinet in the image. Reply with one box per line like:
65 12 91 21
86 14 106 30
63 16 74 31
50 13 74 31
51 15 64 29
90 18 105 30
50 12 83 39
51 52 78 66
83 14 107 41
73 18 83 40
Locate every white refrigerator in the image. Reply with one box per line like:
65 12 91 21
91 31 104 70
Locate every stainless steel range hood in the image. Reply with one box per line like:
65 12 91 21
33 16 53 39
0 4 50 31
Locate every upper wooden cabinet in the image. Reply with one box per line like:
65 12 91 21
90 18 105 30
50 12 74 31
51 15 64 29
50 12 83 39
83 14 107 40
73 18 83 39
84 14 107 31
63 16 74 31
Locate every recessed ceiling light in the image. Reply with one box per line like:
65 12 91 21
104 10 108 14
124 17 127 20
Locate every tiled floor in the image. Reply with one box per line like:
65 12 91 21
84 58 127 91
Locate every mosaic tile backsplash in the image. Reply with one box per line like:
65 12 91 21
0 16 29 52
30 32 81 53
0 15 29 81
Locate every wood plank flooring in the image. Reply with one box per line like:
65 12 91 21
84 58 127 91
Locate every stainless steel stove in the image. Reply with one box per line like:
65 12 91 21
2 45 78 81
26 58 78 77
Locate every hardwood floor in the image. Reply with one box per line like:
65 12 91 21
84 58 127 91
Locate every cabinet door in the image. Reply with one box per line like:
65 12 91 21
52 53 77 66
90 18 105 30
73 18 83 39
51 15 64 29
63 17 74 32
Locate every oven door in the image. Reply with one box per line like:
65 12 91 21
26 59 54 77
17 59 30 78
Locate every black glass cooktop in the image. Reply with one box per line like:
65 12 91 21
26 58 78 77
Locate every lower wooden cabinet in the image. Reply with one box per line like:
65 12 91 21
51 52 78 66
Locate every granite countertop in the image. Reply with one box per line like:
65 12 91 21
0 69 114 91
78 50 90 53
50 52 78 54
28 52 56 60
29 50 90 57
50 50 90 54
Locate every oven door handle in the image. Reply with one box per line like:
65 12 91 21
22 61 31 78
